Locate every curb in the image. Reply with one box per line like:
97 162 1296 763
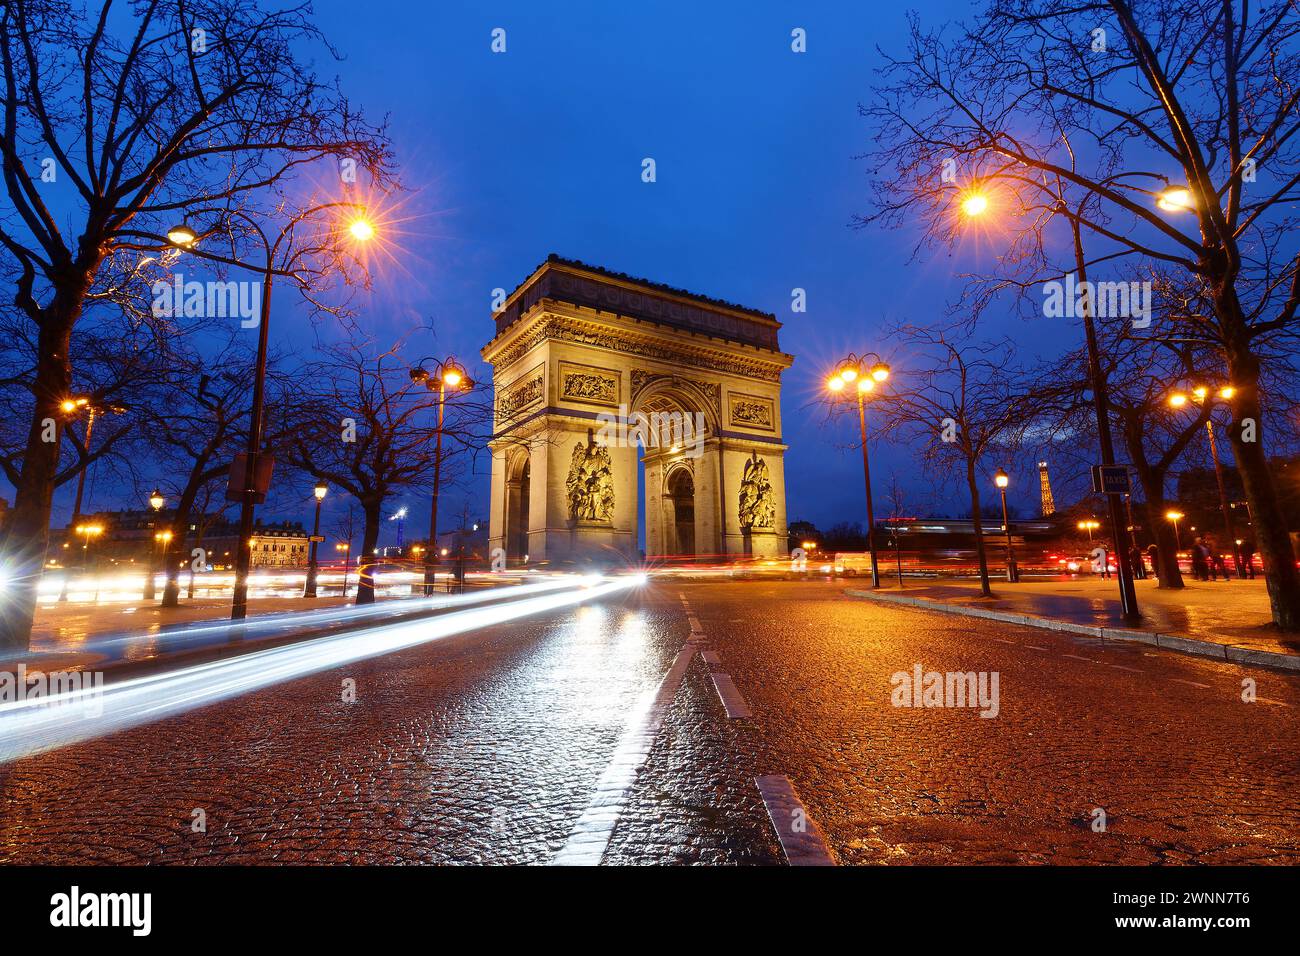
844 588 1300 672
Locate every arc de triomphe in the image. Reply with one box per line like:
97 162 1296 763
484 255 793 565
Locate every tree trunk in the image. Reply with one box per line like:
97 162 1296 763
965 458 992 597
356 503 381 605
0 315 74 652
1223 341 1300 629
161 487 200 607
1140 495 1185 588
1131 462 1184 588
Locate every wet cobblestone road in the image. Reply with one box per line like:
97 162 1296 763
1 580 1297 864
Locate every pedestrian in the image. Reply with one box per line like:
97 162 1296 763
1241 539 1257 579
1129 543 1146 580
1191 536 1210 581
1146 542 1160 581
1207 535 1229 581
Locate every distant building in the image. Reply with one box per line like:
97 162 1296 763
48 510 308 571
878 516 1064 550
435 518 489 560
196 519 309 570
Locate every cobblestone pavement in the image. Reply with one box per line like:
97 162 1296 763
1 580 1297 864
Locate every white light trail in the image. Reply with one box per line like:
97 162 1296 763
57 577 581 660
0 576 641 763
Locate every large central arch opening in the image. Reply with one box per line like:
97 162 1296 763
633 383 718 562
666 467 695 555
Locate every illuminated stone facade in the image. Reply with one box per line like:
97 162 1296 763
484 256 793 565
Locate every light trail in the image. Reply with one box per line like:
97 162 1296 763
0 576 641 763
48 576 582 661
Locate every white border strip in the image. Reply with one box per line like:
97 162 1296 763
551 645 697 865
755 774 835 866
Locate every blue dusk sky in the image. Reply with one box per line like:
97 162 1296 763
47 0 1075 541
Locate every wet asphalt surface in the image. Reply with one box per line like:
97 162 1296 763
0 579 1296 864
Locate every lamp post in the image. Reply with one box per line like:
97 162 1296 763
143 488 165 600
827 353 891 588
1169 385 1242 576
57 398 126 601
994 468 1018 582
336 542 352 596
163 203 374 621
153 529 173 600
1166 510 1184 551
72 523 103 602
410 358 473 596
304 481 327 598
960 190 1139 618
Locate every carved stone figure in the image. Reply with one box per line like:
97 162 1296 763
737 452 775 531
566 429 615 522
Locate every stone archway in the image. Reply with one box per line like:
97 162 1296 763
631 381 719 559
504 450 530 563
484 255 793 565
664 465 696 556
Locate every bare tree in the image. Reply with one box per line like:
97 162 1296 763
884 473 909 588
864 0 1300 626
1032 308 1227 586
283 338 489 605
876 325 1034 596
0 0 392 649
143 332 264 606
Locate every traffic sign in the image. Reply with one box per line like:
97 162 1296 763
1090 464 1131 495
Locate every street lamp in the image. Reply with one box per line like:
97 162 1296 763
165 202 374 620
827 352 891 587
73 523 103 602
166 223 197 247
58 396 123 601
304 481 328 598
410 357 473 596
993 468 1018 582
1156 186 1196 213
1168 384 1243 576
143 489 165 600
335 542 352 595
1077 519 1101 541
1165 510 1184 550
961 191 1140 617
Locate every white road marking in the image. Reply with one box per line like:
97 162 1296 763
552 646 697 865
1026 645 1049 651
1063 654 1097 663
1109 664 1144 673
993 638 1017 644
687 616 702 632
1172 678 1211 689
754 775 835 866
1258 697 1292 707
709 672 751 718
701 649 721 665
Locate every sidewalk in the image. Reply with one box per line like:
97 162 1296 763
847 576 1300 670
